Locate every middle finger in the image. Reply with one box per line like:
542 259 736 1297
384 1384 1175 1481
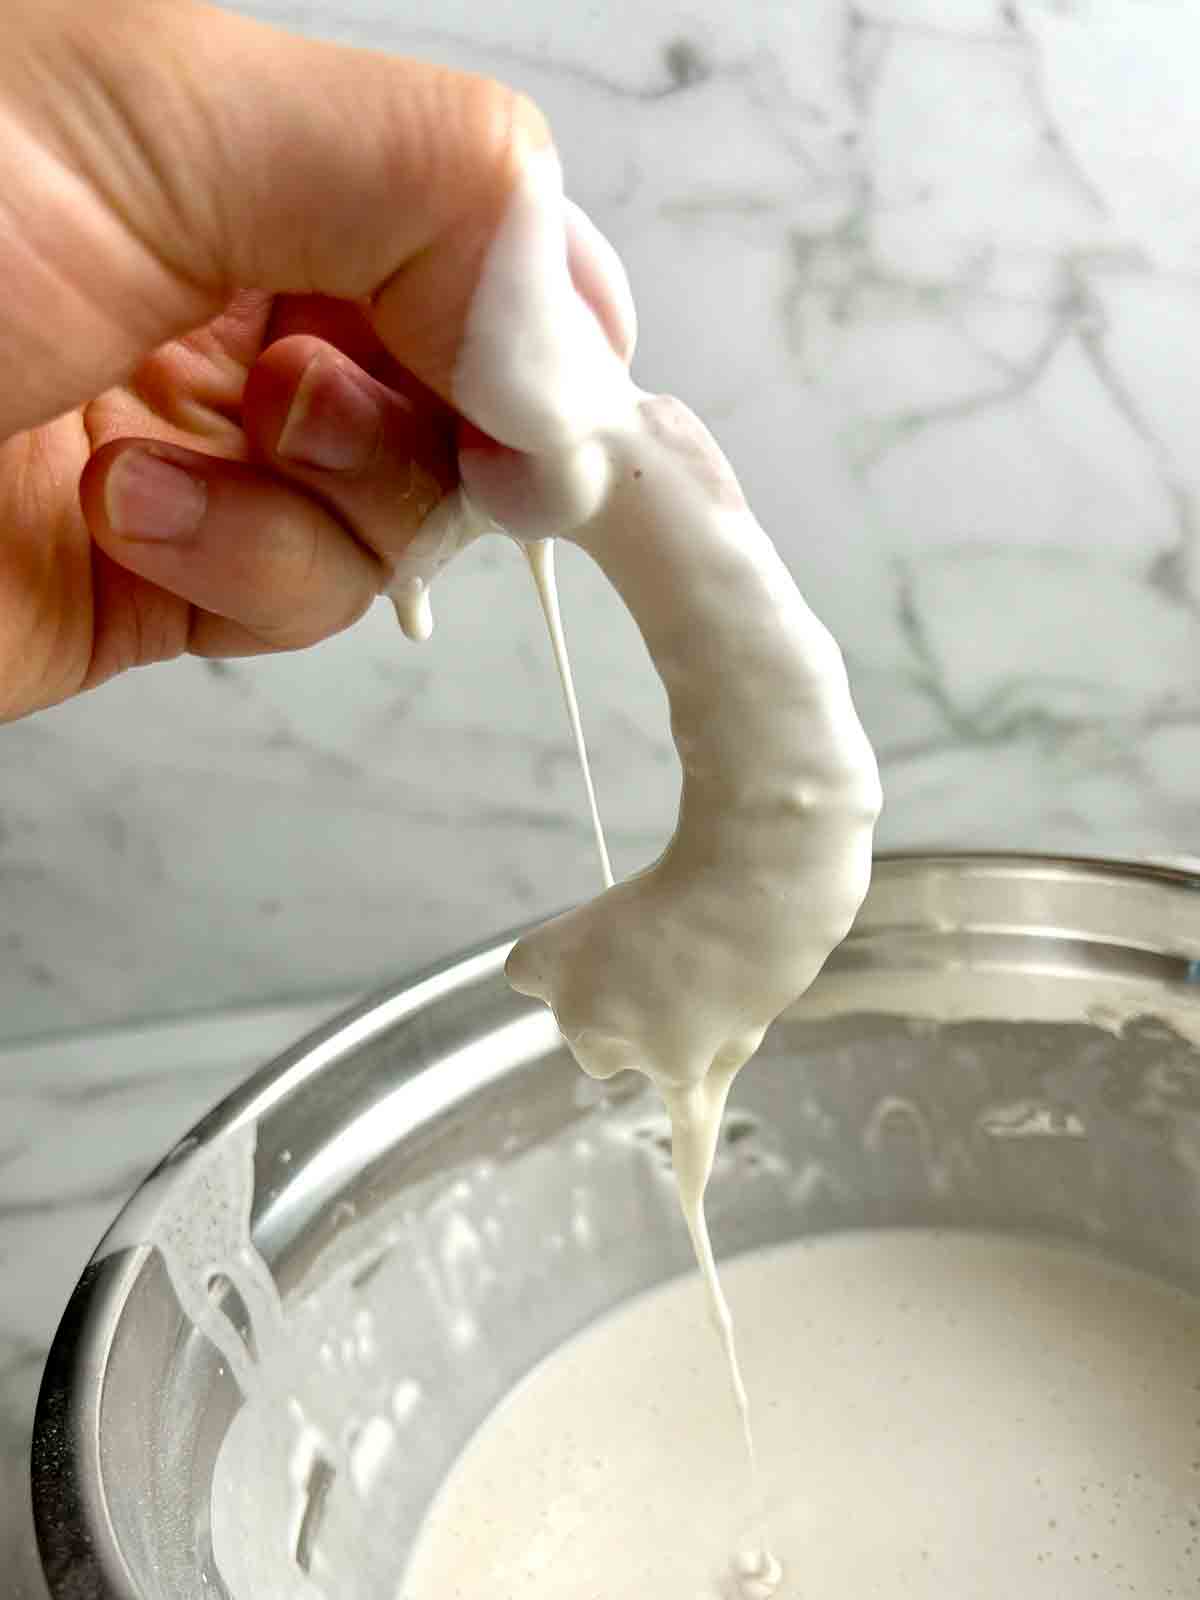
242 334 459 573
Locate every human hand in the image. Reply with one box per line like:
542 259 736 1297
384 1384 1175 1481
0 0 630 721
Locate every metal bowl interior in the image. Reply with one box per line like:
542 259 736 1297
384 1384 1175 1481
31 854 1200 1600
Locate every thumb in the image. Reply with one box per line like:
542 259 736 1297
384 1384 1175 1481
1 0 548 435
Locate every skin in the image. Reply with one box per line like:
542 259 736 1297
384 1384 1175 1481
0 0 574 722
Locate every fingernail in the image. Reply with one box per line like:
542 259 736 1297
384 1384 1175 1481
106 450 207 542
277 354 382 472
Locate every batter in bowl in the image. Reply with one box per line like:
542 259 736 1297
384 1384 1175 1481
401 1231 1200 1599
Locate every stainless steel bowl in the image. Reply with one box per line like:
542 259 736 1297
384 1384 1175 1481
32 854 1200 1600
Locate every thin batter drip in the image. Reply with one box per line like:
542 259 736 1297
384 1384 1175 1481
664 1073 771 1575
523 539 614 891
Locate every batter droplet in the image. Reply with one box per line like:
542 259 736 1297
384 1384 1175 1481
732 1545 783 1600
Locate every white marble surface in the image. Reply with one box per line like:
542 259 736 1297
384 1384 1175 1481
4 0 1200 1592
4 0 1200 1045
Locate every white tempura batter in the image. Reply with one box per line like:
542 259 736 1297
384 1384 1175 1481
390 154 881 1164
384 153 882 1576
402 1230 1200 1600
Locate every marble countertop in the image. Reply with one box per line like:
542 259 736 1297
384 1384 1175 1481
5 0 1200 1047
4 0 1200 1592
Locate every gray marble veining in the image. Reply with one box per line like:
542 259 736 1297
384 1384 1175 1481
4 1 1200 1042
4 1 1200 1041
3 1 1200 1590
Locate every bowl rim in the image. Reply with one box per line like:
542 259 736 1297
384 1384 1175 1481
29 849 1200 1600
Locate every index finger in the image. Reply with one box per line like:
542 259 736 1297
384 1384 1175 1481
5 0 547 433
